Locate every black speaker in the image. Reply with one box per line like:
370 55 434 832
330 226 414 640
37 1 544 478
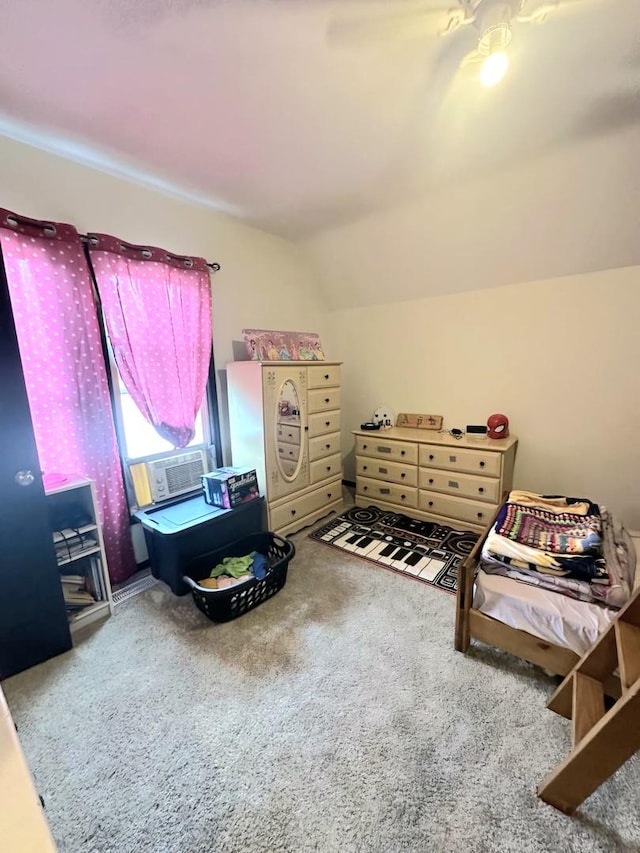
466 424 487 435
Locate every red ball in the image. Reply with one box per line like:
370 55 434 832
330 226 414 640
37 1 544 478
487 413 509 439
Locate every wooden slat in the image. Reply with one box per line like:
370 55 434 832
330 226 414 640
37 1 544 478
572 673 604 745
454 506 499 653
538 682 640 814
468 610 579 675
548 673 574 720
577 625 618 681
615 621 640 690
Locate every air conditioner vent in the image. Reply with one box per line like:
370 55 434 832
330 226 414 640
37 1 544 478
146 450 207 502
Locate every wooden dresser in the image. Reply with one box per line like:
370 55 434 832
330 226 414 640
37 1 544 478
353 428 518 533
227 361 343 536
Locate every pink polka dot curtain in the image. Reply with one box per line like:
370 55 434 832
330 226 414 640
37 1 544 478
0 211 137 584
87 235 212 449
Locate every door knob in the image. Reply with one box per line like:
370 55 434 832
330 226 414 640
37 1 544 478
15 469 35 487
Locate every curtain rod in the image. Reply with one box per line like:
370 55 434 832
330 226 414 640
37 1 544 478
79 234 220 272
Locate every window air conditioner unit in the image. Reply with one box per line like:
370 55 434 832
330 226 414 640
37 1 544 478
146 450 208 503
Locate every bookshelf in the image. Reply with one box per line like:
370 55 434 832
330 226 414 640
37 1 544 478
45 475 114 633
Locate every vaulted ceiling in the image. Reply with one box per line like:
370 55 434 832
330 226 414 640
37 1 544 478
0 0 637 238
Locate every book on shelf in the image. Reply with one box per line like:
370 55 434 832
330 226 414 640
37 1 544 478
54 530 98 563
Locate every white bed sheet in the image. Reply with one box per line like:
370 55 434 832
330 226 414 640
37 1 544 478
473 569 616 657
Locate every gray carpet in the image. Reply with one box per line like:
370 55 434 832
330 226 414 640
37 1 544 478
4 529 640 853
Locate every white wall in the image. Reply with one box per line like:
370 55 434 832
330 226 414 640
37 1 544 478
315 266 639 528
0 135 326 463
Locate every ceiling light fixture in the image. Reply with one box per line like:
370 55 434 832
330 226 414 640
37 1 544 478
480 50 510 87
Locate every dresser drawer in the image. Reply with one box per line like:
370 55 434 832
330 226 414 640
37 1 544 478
308 387 341 414
277 423 301 445
356 435 418 465
307 364 341 389
418 490 495 527
309 452 342 485
418 468 500 503
356 475 418 509
277 442 301 463
356 457 418 488
419 445 501 477
279 458 298 478
309 432 341 461
270 477 342 530
308 410 341 437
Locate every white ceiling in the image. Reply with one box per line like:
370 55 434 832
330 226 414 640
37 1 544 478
0 0 637 238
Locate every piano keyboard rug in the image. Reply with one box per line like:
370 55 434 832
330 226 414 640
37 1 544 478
309 505 479 595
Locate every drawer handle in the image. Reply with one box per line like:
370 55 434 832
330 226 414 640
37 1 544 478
429 454 434 461
327 492 333 499
324 397 330 403
477 512 484 519
326 465 332 472
401 494 406 501
324 373 329 380
428 478 434 484
363 465 367 470
325 443 331 449
363 486 368 491
401 473 406 479
428 501 434 507
291 509 297 516
325 420 331 427
479 461 485 468
363 444 367 450
401 450 406 456
478 487 484 494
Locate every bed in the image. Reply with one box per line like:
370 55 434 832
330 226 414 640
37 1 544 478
455 497 639 681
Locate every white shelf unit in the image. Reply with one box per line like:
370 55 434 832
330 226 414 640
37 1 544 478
45 475 114 634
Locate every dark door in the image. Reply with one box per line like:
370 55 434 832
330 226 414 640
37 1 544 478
0 254 72 679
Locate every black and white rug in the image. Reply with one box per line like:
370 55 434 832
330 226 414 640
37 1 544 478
309 505 479 595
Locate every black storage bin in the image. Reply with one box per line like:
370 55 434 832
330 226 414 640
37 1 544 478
183 531 295 623
135 496 266 595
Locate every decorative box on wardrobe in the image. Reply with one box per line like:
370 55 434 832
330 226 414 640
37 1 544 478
227 361 343 536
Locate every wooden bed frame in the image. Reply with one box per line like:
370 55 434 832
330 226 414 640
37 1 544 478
455 506 583 678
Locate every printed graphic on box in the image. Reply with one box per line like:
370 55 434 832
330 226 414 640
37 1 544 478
202 467 260 510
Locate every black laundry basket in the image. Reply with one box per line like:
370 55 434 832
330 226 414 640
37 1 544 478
183 531 295 623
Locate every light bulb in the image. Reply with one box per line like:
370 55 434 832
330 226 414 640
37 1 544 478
480 51 510 87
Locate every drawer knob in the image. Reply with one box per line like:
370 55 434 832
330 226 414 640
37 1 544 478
479 461 485 468
326 466 331 472
428 478 434 484
327 492 332 499
428 501 434 507
363 486 368 491
324 397 330 403
429 454 434 461
477 512 484 519
401 473 406 479
478 487 484 494
325 443 330 449
325 421 330 427
401 494 406 500
401 450 406 456
363 444 367 450
324 373 329 380
291 509 297 516
363 465 367 470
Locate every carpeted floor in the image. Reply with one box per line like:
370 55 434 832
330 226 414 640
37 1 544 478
4 523 640 852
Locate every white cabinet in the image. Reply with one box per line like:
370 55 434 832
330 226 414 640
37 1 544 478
354 428 518 533
45 476 114 633
227 361 344 536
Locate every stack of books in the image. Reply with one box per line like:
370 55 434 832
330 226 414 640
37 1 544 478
54 528 98 565
60 557 106 613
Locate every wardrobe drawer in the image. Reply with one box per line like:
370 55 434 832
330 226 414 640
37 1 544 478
356 476 418 509
308 387 341 414
309 452 342 485
355 435 418 465
279 458 298 478
356 457 418 488
418 491 496 527
418 468 500 503
309 432 341 461
277 423 301 445
307 364 341 389
418 445 501 477
270 477 342 530
308 410 341 437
